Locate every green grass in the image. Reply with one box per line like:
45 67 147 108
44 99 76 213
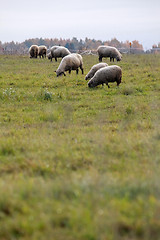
0 53 160 240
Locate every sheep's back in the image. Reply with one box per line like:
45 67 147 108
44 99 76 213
92 63 108 72
29 45 38 51
67 55 80 67
98 46 119 58
95 66 121 80
54 47 70 57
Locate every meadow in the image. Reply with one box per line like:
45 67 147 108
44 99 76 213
0 53 160 240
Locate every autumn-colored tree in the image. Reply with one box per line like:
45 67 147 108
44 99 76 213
122 40 130 48
0 37 154 55
132 40 143 50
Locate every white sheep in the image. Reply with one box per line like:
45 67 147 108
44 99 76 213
88 65 122 88
55 53 84 77
85 63 108 80
47 46 59 61
48 46 71 62
97 46 122 62
38 45 47 58
29 45 39 58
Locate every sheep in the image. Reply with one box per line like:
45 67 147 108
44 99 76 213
38 45 47 58
29 45 39 58
48 46 71 62
47 46 59 61
85 63 108 80
88 65 122 88
55 53 84 77
97 45 122 62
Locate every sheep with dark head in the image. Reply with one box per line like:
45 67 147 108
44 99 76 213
47 52 52 60
85 63 108 80
55 53 84 77
49 46 71 62
88 65 122 88
38 45 47 58
97 46 122 62
29 45 39 58
47 46 59 61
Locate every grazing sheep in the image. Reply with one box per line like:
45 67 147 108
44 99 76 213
49 46 71 62
47 46 59 61
29 45 39 58
55 53 84 77
88 65 122 88
97 46 122 62
38 45 47 58
85 63 108 80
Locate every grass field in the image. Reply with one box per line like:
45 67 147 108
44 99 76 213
0 53 160 240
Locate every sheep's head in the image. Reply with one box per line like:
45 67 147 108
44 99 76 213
55 70 66 77
85 71 93 80
47 54 52 60
88 79 96 88
85 75 89 80
116 54 122 61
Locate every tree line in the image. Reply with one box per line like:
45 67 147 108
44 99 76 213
0 37 155 55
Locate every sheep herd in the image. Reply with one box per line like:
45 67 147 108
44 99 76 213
29 45 122 88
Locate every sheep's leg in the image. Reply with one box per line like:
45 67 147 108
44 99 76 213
117 76 121 86
69 69 71 74
76 69 79 74
55 57 57 62
99 56 102 62
80 66 84 74
106 82 110 88
117 81 120 86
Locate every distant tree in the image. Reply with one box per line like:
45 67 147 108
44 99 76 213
71 37 79 50
132 40 143 50
79 39 84 50
122 40 130 48
152 44 158 48
69 43 75 51
110 38 121 48
65 42 70 49
0 37 148 55
24 39 34 48
39 38 45 45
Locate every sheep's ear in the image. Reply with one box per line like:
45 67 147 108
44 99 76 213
54 70 56 72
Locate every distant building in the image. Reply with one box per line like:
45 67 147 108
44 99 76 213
151 47 160 54
118 48 144 54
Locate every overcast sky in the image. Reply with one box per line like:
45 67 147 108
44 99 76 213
1 0 160 49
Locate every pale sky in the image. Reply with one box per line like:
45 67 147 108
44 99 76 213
1 0 160 49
